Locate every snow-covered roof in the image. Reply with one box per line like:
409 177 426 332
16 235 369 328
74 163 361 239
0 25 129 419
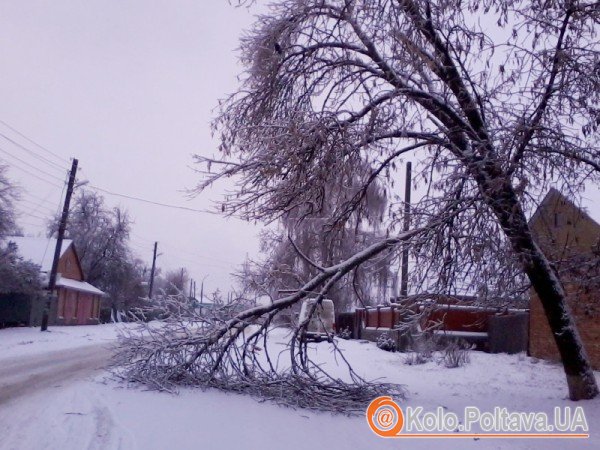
56 277 106 296
5 236 74 273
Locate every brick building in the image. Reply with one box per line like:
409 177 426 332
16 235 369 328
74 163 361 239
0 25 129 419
528 189 600 369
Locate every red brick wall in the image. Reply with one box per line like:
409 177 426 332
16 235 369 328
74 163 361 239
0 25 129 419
528 190 600 370
529 282 600 370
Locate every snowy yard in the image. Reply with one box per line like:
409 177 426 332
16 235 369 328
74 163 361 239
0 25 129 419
0 324 598 450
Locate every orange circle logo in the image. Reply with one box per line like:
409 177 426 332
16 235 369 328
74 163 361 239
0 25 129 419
366 396 404 437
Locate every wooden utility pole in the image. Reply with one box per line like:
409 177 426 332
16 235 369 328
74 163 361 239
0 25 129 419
148 242 158 299
400 161 412 298
41 158 78 331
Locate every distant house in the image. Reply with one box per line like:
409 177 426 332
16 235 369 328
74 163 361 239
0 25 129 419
528 188 600 369
4 237 105 326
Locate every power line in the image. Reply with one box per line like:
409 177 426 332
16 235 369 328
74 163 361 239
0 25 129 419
20 188 62 204
88 184 215 215
19 220 49 229
0 126 217 217
16 214 47 224
20 189 60 215
0 127 235 275
17 197 58 216
72 170 231 269
129 234 235 270
0 158 64 189
18 189 63 222
0 148 67 185
18 210 50 222
0 145 67 180
0 129 237 274
0 131 68 173
77 166 219 217
0 119 69 164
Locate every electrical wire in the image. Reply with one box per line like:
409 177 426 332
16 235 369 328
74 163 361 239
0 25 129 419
18 193 60 222
88 183 216 214
0 154 65 188
0 130 239 275
0 146 67 181
19 220 48 229
20 188 62 204
18 210 49 222
17 187 62 221
0 119 70 164
0 131 67 173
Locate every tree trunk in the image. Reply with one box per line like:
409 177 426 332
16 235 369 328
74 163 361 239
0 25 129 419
483 180 598 400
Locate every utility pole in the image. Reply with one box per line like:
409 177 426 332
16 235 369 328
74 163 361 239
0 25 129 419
148 241 158 299
400 161 412 298
41 158 78 331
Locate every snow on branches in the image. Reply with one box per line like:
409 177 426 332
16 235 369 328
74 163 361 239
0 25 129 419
114 229 434 413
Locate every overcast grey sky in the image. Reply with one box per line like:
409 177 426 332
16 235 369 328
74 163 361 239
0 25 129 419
0 1 264 294
1 1 598 296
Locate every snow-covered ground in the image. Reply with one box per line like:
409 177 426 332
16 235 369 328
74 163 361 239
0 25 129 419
0 324 598 449
0 324 126 359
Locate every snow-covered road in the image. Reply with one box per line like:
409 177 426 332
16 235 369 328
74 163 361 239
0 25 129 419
0 326 135 450
0 343 113 405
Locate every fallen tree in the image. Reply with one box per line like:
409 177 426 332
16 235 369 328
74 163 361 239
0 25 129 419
113 226 440 413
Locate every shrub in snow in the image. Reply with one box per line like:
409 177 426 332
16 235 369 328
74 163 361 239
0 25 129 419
403 351 431 365
411 330 439 358
376 332 397 352
440 341 471 368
